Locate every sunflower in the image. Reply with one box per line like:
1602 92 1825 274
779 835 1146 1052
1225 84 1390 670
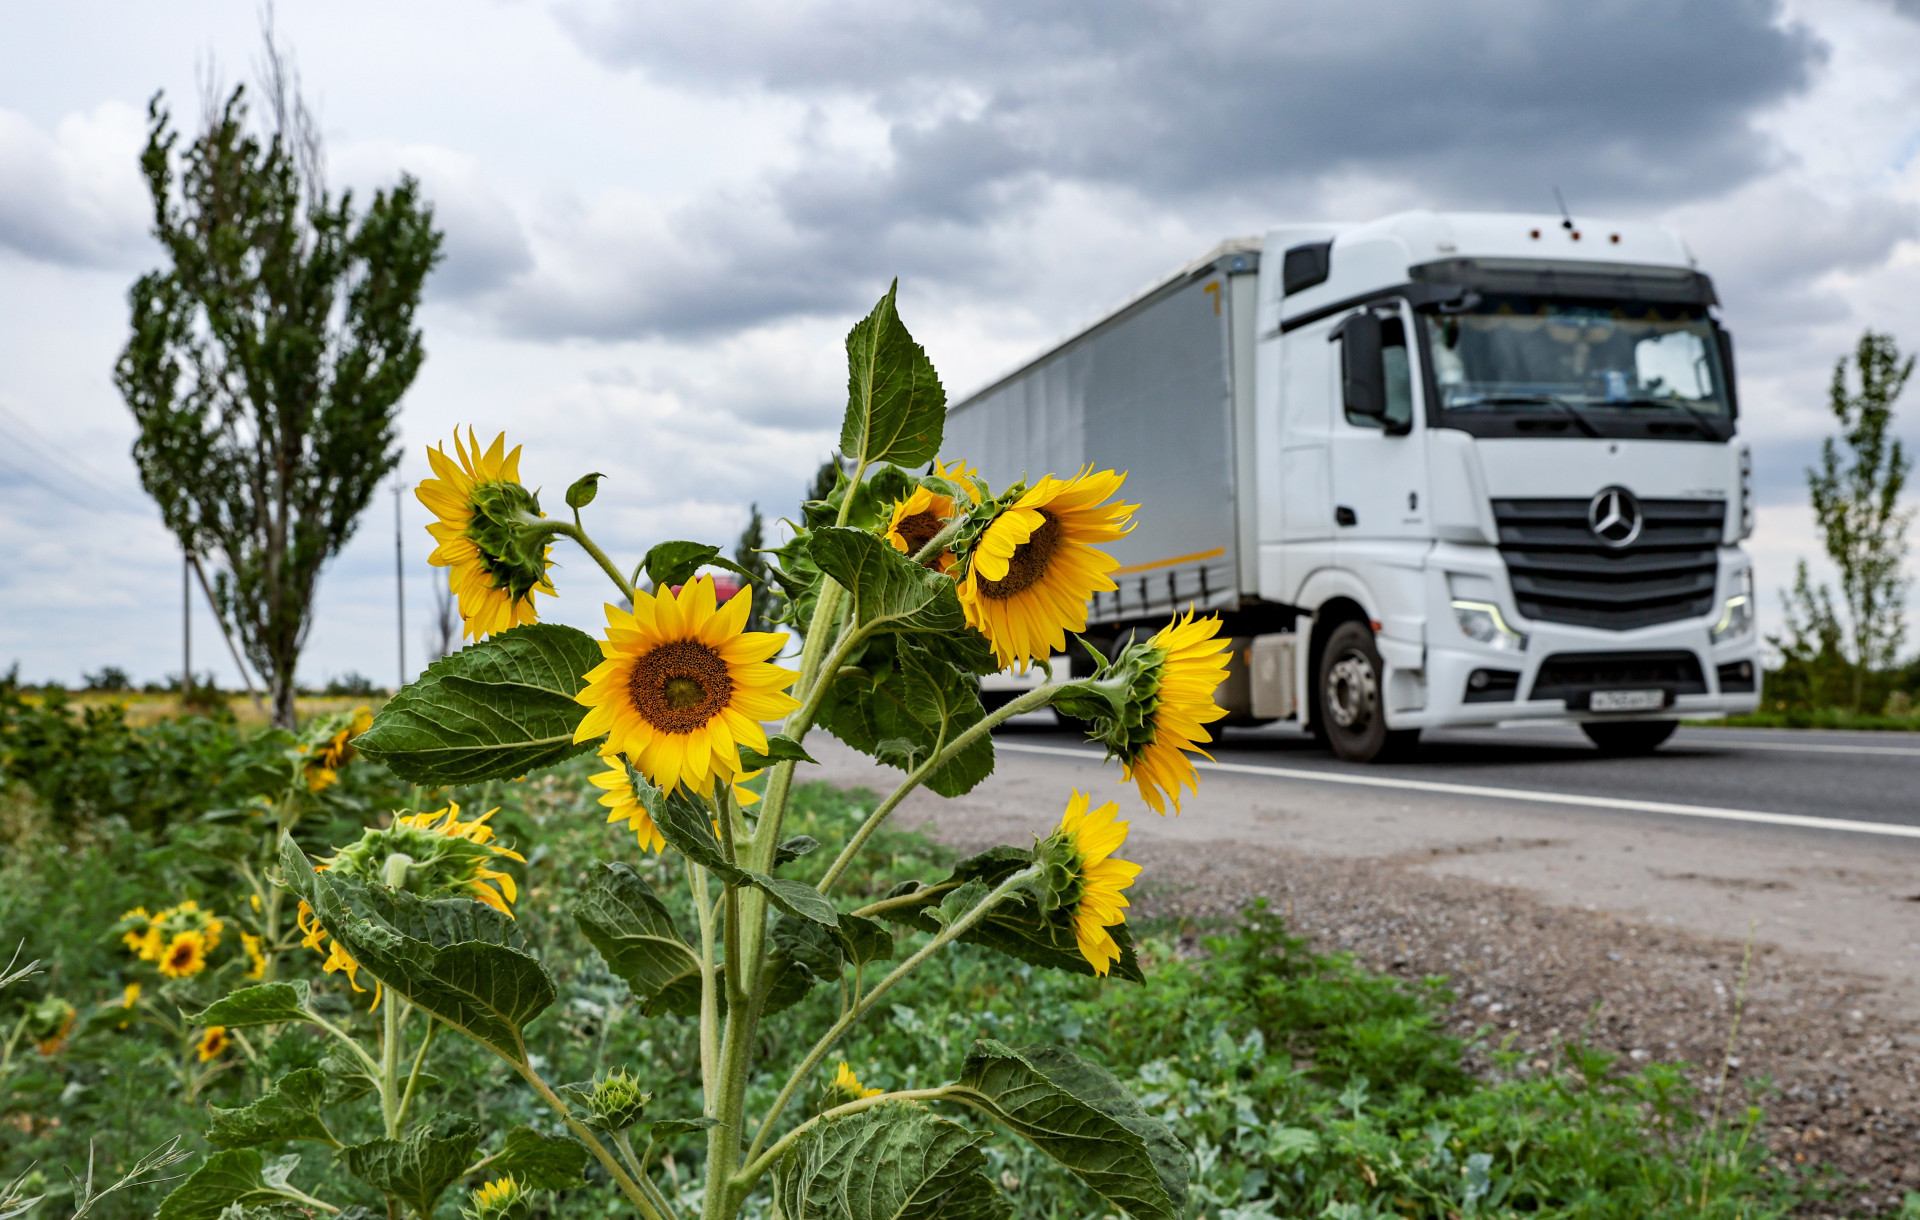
590 749 762 852
418 428 556 641
297 900 374 1001
465 1176 526 1220
390 804 526 915
1043 791 1141 977
825 1068 883 1114
240 931 267 980
316 801 525 918
573 578 798 798
196 1025 230 1063
121 983 141 1009
956 469 1135 670
32 999 76 1056
158 930 209 979
1116 612 1230 815
120 907 160 960
885 458 981 570
301 705 374 791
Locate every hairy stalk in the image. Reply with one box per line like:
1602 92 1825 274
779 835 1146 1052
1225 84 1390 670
616 1131 680 1220
394 1018 437 1130
514 1056 665 1220
907 513 969 566
817 684 1061 895
687 859 720 1103
741 866 1041 1174
735 1087 957 1186
542 519 637 603
378 855 414 1138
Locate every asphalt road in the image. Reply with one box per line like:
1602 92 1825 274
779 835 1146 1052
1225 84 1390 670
991 715 1920 832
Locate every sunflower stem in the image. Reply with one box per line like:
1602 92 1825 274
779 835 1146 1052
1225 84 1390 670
740 865 1041 1176
513 1054 665 1220
907 513 968 566
816 684 1062 896
687 858 720 1105
543 520 636 602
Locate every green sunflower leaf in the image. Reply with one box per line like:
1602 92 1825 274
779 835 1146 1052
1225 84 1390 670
156 1150 308 1220
570 862 700 1008
207 1068 336 1149
647 1117 722 1140
833 914 895 969
565 471 605 509
645 789 838 925
738 733 818 770
353 623 601 784
744 871 839 927
774 834 821 867
807 527 959 635
774 1103 1006 1220
191 982 315 1029
283 840 555 1063
341 1116 482 1219
486 1126 589 1191
841 280 945 472
951 1041 1187 1220
640 540 759 591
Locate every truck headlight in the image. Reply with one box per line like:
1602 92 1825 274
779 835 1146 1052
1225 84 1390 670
1711 570 1754 644
1452 600 1528 652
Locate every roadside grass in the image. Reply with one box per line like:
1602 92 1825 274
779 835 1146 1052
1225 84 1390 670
1 743 1833 1217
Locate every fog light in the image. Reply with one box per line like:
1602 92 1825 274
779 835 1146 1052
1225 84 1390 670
1452 600 1528 652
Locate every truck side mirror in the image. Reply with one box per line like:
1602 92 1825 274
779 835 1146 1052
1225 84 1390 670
1337 311 1386 420
1714 323 1739 418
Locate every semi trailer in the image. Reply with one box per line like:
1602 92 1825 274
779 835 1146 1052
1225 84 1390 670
950 211 1762 762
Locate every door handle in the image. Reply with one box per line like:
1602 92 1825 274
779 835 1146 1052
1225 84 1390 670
1335 505 1357 527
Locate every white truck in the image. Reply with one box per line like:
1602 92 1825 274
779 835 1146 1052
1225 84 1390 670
950 211 1761 762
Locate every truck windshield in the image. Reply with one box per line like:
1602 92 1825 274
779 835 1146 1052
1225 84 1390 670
1421 296 1729 421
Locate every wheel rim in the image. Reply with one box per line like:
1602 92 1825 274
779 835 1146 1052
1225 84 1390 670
1325 649 1378 730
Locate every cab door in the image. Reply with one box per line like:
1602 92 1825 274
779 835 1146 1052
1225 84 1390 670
1328 300 1429 542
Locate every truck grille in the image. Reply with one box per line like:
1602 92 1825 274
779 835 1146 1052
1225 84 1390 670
1492 498 1724 630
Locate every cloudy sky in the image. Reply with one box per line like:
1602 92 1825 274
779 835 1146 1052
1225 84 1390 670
5 0 1920 688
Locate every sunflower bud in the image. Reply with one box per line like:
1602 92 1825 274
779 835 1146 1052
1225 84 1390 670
586 1068 650 1132
463 1174 529 1220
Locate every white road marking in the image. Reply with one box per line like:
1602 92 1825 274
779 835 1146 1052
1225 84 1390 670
995 741 1920 841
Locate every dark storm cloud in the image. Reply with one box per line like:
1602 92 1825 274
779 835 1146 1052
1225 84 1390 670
517 0 1822 341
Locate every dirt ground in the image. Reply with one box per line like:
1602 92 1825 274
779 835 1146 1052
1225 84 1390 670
808 736 1920 1215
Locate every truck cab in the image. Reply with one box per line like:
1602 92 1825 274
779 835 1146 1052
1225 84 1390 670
950 210 1762 762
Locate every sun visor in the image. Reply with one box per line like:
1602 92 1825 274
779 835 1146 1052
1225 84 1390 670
1409 258 1717 307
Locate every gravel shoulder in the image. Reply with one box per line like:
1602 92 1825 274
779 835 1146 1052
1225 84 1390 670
807 730 1920 1214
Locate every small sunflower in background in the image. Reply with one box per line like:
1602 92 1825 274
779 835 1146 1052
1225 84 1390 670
1036 791 1140 977
417 428 556 640
30 997 76 1056
299 704 375 792
120 900 225 978
821 1061 885 1110
955 468 1134 671
195 1025 230 1062
885 457 982 569
464 1175 528 1220
574 578 797 798
240 931 267 980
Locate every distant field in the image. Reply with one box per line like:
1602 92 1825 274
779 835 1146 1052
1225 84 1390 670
39 692 385 728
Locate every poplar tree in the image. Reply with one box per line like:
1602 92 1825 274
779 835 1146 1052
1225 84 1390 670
115 60 442 727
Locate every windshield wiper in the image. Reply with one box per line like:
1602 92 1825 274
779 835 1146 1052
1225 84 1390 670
1462 393 1602 439
1610 397 1722 439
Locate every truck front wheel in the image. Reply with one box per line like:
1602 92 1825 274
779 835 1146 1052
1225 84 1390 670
1581 720 1678 756
1317 621 1418 763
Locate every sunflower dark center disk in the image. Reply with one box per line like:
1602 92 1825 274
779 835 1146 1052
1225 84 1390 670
629 640 734 733
978 511 1061 600
168 942 195 967
893 509 944 555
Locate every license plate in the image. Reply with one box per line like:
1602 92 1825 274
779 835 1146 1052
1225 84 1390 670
1590 689 1666 712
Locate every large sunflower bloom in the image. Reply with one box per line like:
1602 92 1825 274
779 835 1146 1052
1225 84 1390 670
1123 613 1230 815
574 578 798 797
418 428 556 640
885 458 981 570
1049 791 1141 977
956 469 1135 670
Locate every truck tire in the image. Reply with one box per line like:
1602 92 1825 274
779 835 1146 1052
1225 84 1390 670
1317 621 1419 763
1581 720 1678 756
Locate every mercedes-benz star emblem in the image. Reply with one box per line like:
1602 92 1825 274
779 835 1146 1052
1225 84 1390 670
1587 486 1641 548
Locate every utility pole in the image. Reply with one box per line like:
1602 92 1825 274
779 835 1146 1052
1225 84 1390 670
182 549 192 693
394 479 406 690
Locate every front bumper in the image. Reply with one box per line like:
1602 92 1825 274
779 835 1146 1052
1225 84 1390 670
1388 544 1762 730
